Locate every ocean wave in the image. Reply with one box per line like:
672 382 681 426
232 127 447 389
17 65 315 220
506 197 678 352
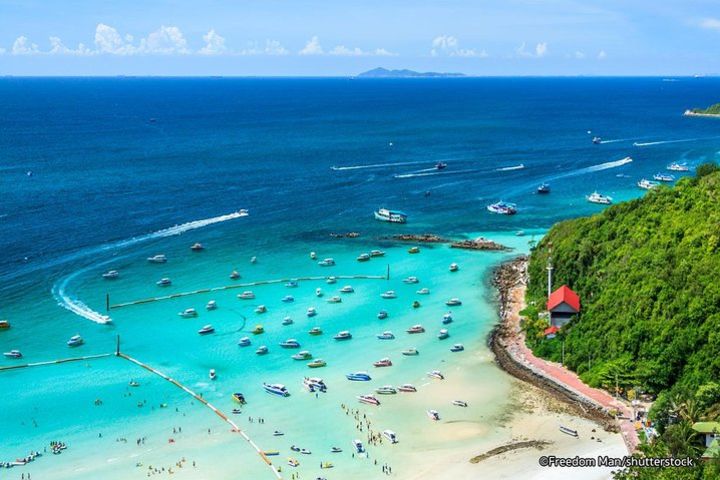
495 164 525 172
331 160 429 171
393 168 479 179
633 137 719 147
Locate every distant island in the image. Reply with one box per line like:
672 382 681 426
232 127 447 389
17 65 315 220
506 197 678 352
684 102 720 117
356 67 465 78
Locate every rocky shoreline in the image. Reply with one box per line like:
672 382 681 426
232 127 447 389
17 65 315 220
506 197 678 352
384 233 509 251
488 256 618 432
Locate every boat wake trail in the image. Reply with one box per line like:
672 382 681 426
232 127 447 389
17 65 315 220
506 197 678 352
495 164 525 172
331 161 429 171
393 168 479 179
551 156 633 181
599 138 631 144
633 137 719 147
45 210 250 324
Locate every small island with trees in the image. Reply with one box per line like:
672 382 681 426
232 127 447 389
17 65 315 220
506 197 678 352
684 102 720 117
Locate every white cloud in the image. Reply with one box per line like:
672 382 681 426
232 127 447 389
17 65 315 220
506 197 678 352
48 36 92 55
239 40 290 56
0 47 5 55
373 48 396 57
535 42 548 57
299 36 323 55
12 36 39 55
452 48 488 58
516 42 548 58
199 29 227 55
597 49 607 59
574 51 586 59
700 18 720 30
139 25 188 54
432 35 485 58
329 45 366 56
94 23 134 54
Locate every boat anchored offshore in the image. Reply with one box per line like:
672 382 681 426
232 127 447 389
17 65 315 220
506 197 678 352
453 400 468 407
445 298 462 306
303 377 327 392
308 326 323 336
238 337 251 347
67 335 84 347
252 324 264 334
238 291 255 300
285 280 299 288
156 277 172 287
416 287 430 295
230 270 241 280
437 329 449 340
147 254 167 263
209 369 217 380
381 290 397 299
442 312 453 324
190 243 204 251
374 208 408 224
346 371 371 381
263 383 290 397
383 430 399 444
377 310 388 319
401 347 419 356
403 276 419 284
398 384 417 392
3 349 22 358
206 300 217 310
307 358 327 368
232 392 246 404
357 253 371 262
450 343 465 352
282 295 295 303
377 331 395 340
282 316 294 326
179 308 198 318
408 246 420 254
586 191 612 204
306 307 318 317
256 345 268 355
428 370 445 380
487 201 517 215
315 288 323 297
667 162 690 172
292 350 312 360
340 285 354 293
407 325 425 334
318 258 336 267
373 357 393 367
358 394 381 406
449 263 459 272
255 305 267 314
637 178 660 190
198 324 215 335
102 270 119 279
370 250 385 257
427 409 441 421
537 183 551 194
352 439 365 454
327 296 342 304
279 338 301 349
375 385 397 395
334 330 352 340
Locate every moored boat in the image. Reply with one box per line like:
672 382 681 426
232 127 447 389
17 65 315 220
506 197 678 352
398 384 417 392
178 308 198 318
66 335 84 347
292 350 312 360
255 305 267 314
339 285 354 293
206 300 217 310
449 263 459 272
375 385 397 395
252 324 264 334
408 246 420 254
346 371 371 381
667 162 690 172
3 349 22 358
450 343 465 352
263 383 290 397
358 394 381 406
427 370 445 380
0 320 10 329
156 277 172 287
279 338 301 349
238 336 251 347
147 254 167 263
282 316 294 325
442 312 453 324
357 253 370 262
198 324 215 335
560 425 579 437
352 439 365 453
401 347 419 356
308 326 323 336
437 329 449 340
380 290 397 299
238 291 255 300
327 295 342 303
370 250 385 257
406 324 425 334
190 243 204 251
318 258 335 267
333 330 352 340
102 270 119 279
487 201 517 215
326 276 337 284
452 400 468 407
403 276 419 284
232 392 246 404
315 287 324 297
282 295 295 303
303 377 327 392
383 430 399 443
586 191 612 204
209 369 216 380
285 280 298 288
377 310 388 319
373 357 392 367
445 298 462 306
416 287 430 295
306 307 318 317
310 251 317 260
637 178 660 190
256 345 268 355
374 208 407 224
307 358 327 368
230 270 241 280
653 173 675 182
377 331 395 340
427 409 440 421
412 300 421 309
537 183 551 194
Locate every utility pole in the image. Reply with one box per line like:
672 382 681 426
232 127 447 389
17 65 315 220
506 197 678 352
561 340 565 366
546 243 554 299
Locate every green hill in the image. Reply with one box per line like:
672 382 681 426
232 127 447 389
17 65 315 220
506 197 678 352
690 103 720 115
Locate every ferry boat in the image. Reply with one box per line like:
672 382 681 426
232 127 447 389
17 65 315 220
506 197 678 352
437 329 449 340
206 300 217 310
653 173 675 182
326 276 337 284
306 307 318 317
358 394 381 406
537 183 551 194
252 324 264 334
377 310 388 319
357 253 370 262
318 258 335 267
339 285 354 293
586 191 613 204
346 371 371 381
435 161 448 170
383 430 399 444
381 290 397 299
427 410 440 421
398 384 417 392
315 288 324 297
638 178 660 190
427 370 445 380
256 345 268 355
263 383 290 397
282 316 294 325
238 337 251 347
292 351 312 360
190 243 204 251
156 277 172 287
449 263 459 272
209 369 216 380
333 330 352 340
102 270 119 279
667 162 690 172
407 325 425 334
373 357 392 367
487 201 517 215
303 377 327 392
0 320 9 329
408 246 420 254
403 276 419 284
374 208 408 224
352 439 366 454
178 308 198 318
279 338 301 349
370 250 385 257
285 280 298 288
307 358 327 368
375 385 397 395
232 393 246 404
66 335 84 347
230 270 241 280
592 136 602 144
255 305 267 314
238 291 255 300
281 295 295 303
442 313 453 324
147 254 167 264
3 350 22 358
416 287 430 295
308 326 323 336
450 343 465 352
446 298 462 306
198 324 215 335
377 331 395 340
401 347 419 356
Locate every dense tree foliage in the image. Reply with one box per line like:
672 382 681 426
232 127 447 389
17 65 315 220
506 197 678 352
691 103 720 115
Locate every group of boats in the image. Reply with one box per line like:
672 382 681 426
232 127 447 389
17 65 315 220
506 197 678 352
4 334 84 359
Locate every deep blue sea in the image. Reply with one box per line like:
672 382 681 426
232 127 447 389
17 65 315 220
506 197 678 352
1 77 719 479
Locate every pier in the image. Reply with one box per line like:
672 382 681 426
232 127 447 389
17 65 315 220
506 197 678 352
109 273 387 310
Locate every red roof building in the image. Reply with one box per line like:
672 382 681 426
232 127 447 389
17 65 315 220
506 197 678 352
543 325 560 337
547 285 580 328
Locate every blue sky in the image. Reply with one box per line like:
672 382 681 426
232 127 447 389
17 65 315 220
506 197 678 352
0 0 718 76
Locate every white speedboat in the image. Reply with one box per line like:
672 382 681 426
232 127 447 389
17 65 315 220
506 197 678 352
637 178 660 190
437 329 449 340
449 263 459 272
373 358 393 367
398 384 417 392
306 307 318 317
416 287 430 295
427 409 440 421
370 250 385 257
375 385 397 395
327 295 342 303
256 345 268 355
315 288 323 297
285 280 299 288
230 270 241 280
374 208 408 223
334 330 352 340
346 371 371 381
406 324 425 334
326 276 337 284
310 251 317 260
147 254 167 263
292 350 312 360
586 191 612 204
282 316 294 325
3 349 22 358
178 308 198 318
401 347 419 356
357 253 370 262
190 243 204 251
450 343 464 352
156 277 172 286
102 270 119 279
307 358 326 368
592 136 602 144
238 337 251 347
209 369 216 380
377 310 388 319
383 430 398 444
238 291 255 300
303 377 327 392
427 370 445 380
358 394 381 406
445 298 462 306
255 305 267 314
281 295 295 303
403 276 419 284
667 162 689 172
318 258 335 267
487 201 517 215
381 290 397 299
308 326 323 336
263 383 290 397
377 331 395 340
279 338 301 349
442 312 453 324
339 285 354 293
352 439 365 453
206 300 217 310
435 161 448 170
653 173 675 182
250 256 257 263
198 324 215 335
66 335 84 347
